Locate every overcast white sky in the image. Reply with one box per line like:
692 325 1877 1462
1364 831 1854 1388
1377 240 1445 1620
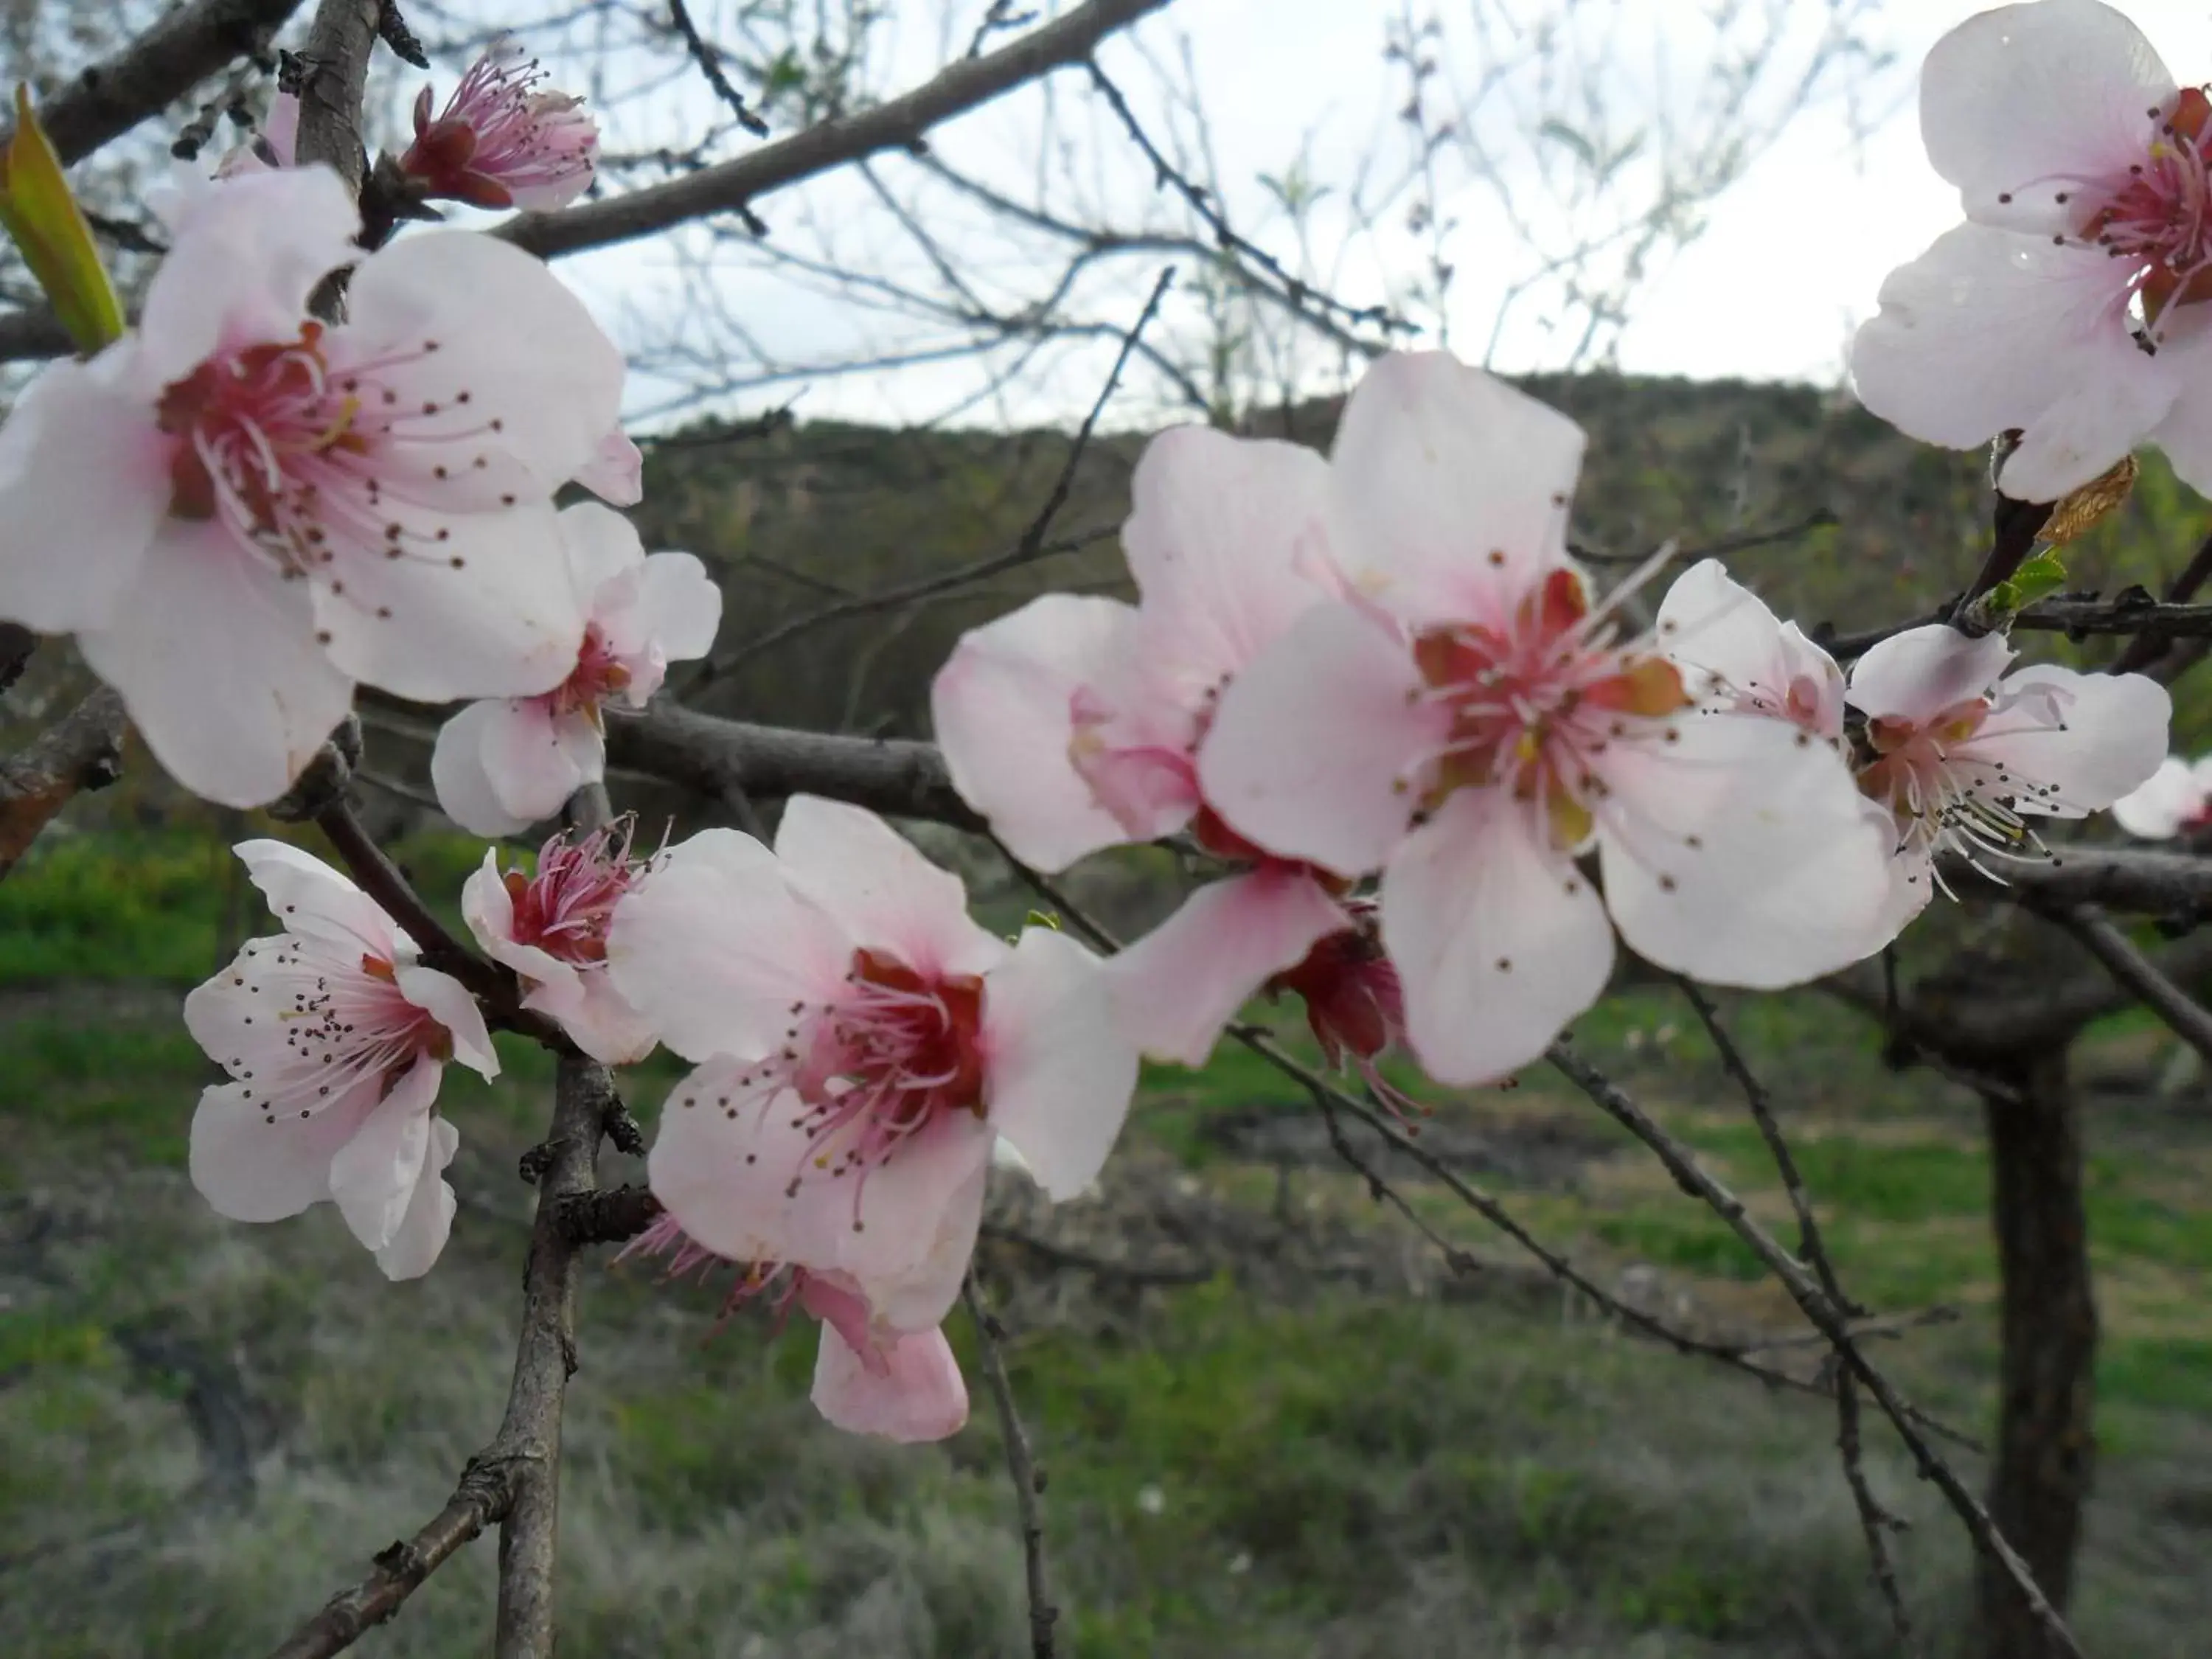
527 0 2212 426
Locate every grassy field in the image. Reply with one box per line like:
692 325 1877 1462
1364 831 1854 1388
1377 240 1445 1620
4 830 2211 1657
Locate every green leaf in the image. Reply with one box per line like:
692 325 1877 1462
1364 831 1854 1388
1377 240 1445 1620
1992 549 2069 613
0 85 124 355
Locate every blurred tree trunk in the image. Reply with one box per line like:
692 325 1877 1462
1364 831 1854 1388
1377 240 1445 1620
1976 1047 2097 1659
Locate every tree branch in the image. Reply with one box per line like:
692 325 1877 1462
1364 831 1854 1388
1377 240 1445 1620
4 0 302 167
2048 905 2212 1067
1547 1044 2085 1659
497 0 1173 261
292 0 383 196
0 688 125 881
493 1054 616 1658
604 701 978 829
964 1272 1057 1659
265 1461 513 1659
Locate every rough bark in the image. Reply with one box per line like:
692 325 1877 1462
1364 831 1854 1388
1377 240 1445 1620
1978 1048 2098 1659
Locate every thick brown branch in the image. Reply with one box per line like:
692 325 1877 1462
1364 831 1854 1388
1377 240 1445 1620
1938 844 2212 920
605 701 978 829
0 687 125 880
497 0 1172 260
292 0 383 195
5 0 302 166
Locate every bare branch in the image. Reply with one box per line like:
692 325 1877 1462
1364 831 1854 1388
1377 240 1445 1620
993 844 1981 1449
964 1271 1057 1659
694 264 1169 689
1676 981 1911 1649
2048 905 2212 1067
1547 1044 2086 1659
0 688 125 881
604 701 978 829
498 0 1175 261
494 1054 617 1658
666 0 769 137
265 1462 512 1659
292 0 383 195
3 0 302 167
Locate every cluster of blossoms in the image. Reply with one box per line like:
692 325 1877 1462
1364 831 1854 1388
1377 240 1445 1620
938 351 2168 1088
1 1 2195 1445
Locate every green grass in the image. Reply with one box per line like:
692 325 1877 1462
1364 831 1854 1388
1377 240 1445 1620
7 828 2212 1653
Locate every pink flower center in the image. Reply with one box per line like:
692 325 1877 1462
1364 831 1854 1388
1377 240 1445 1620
1067 685 1200 835
2070 86 2212 325
681 948 990 1228
622 1218 894 1364
545 623 631 718
504 826 638 964
1854 696 2062 874
153 323 505 580
401 43 595 210
214 936 451 1127
1411 566 1691 846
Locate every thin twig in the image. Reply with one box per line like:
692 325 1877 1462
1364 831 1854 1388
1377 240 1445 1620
964 1272 1057 1659
2048 905 2212 1067
1676 981 1912 1650
501 0 1173 260
696 265 1169 686
667 0 770 136
995 849 1981 1449
265 1461 514 1659
1547 1045 2084 1659
2112 526 2212 675
1085 60 1412 347
1571 509 1836 567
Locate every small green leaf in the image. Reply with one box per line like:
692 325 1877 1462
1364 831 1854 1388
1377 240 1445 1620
2006 549 2070 608
0 85 125 355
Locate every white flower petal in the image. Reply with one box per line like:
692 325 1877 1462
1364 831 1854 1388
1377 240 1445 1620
0 352 168 633
982 927 1139 1199
1920 0 2172 232
77 521 353 809
1328 351 1585 627
1382 790 1614 1086
772 796 1005 980
932 593 1146 872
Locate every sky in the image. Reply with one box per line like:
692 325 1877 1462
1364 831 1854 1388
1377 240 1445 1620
521 0 2212 426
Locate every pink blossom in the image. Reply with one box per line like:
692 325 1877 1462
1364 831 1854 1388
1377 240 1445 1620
1848 622 2170 923
400 37 597 212
572 428 644 507
933 424 1380 1067
1653 558 1848 742
1850 1 2212 501
1197 352 1900 1085
185 841 498 1280
624 1213 967 1442
431 504 720 835
608 796 1137 1325
2112 753 2212 836
461 823 658 1062
0 165 627 807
